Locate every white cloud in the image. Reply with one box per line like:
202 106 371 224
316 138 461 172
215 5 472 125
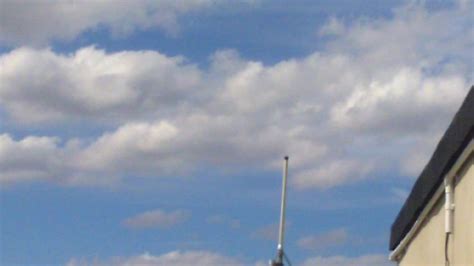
297 228 348 250
301 254 394 266
0 134 58 183
318 17 346 36
0 0 221 45
76 121 181 177
292 160 374 189
122 209 189 229
1 1 472 189
330 69 467 135
398 133 443 176
0 47 201 123
66 251 393 266
66 250 244 266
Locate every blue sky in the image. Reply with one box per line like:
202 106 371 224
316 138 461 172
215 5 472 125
0 0 473 265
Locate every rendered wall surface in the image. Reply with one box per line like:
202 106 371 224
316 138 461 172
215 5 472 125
398 155 473 266
452 155 473 265
398 195 446 266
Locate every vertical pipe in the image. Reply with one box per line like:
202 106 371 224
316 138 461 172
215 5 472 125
277 156 289 252
444 178 454 233
444 178 455 266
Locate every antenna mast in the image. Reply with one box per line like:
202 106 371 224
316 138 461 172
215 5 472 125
270 156 290 266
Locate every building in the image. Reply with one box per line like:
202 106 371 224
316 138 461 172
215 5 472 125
389 86 473 265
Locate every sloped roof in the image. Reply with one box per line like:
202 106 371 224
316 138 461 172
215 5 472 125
390 85 474 250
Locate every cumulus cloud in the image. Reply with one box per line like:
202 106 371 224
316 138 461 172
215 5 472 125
122 209 190 229
66 251 393 266
0 0 222 45
66 250 244 266
301 254 394 266
398 133 443 176
292 160 374 189
297 228 348 251
0 134 63 183
0 47 202 123
1 1 472 189
330 70 467 135
76 121 182 177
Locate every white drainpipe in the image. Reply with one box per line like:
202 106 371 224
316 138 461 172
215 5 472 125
444 178 455 234
389 139 473 262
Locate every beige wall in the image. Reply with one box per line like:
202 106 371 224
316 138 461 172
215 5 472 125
452 154 473 265
399 154 473 266
399 193 446 266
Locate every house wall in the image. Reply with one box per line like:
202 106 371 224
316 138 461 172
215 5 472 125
398 193 445 266
398 154 473 266
452 154 473 265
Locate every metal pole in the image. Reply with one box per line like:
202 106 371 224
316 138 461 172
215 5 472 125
276 156 289 264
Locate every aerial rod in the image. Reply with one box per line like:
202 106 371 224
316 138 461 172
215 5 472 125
270 156 289 266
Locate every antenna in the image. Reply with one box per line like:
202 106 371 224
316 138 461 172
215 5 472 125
270 156 291 266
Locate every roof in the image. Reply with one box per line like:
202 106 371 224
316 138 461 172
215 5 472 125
389 85 474 251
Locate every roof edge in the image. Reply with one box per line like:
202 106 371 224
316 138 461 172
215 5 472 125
389 85 474 250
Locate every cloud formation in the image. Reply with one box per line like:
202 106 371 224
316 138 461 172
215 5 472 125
66 251 393 266
301 254 394 266
0 134 64 183
67 250 244 266
122 209 190 229
0 47 201 123
0 0 223 45
1 1 472 189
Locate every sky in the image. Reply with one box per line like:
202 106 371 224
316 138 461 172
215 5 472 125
0 0 473 265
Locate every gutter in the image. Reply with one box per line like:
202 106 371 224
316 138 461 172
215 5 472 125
389 139 474 261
